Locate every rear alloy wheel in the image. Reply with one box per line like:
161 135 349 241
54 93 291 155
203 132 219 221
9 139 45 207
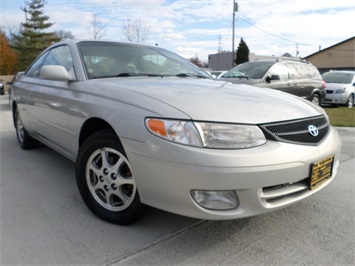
15 109 39 149
346 94 354 108
311 94 321 106
76 129 144 225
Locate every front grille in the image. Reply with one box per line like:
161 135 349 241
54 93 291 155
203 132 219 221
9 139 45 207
326 90 334 94
260 115 329 145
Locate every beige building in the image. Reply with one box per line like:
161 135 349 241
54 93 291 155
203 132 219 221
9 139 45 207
304 36 355 74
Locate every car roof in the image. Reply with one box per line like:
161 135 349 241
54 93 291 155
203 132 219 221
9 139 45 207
54 39 157 49
325 70 355 74
247 58 310 64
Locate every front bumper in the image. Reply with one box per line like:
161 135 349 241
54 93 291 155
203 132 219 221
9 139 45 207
122 127 341 220
324 93 349 105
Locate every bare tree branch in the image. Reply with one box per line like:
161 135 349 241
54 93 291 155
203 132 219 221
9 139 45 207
123 19 150 44
87 14 107 40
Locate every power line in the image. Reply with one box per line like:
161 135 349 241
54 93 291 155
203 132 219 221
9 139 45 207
238 16 316 49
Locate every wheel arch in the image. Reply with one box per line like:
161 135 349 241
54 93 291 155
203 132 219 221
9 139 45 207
310 90 321 105
78 117 118 148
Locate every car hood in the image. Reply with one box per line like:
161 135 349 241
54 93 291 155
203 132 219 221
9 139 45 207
325 83 351 91
219 78 260 85
96 77 323 124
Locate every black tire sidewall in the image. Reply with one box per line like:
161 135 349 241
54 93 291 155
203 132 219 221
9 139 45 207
76 130 144 225
311 94 320 106
347 94 354 108
15 109 38 149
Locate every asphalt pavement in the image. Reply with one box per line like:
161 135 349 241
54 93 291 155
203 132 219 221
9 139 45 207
0 95 354 265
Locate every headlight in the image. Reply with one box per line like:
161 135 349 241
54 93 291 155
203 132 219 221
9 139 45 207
146 119 203 147
335 88 346 94
195 122 266 149
145 118 266 149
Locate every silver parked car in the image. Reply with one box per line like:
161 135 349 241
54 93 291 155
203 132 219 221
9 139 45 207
210 70 228 79
12 40 341 225
322 71 355 108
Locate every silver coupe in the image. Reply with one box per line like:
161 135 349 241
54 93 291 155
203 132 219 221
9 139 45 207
12 40 342 225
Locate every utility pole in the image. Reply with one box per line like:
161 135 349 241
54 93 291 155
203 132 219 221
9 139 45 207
232 1 238 67
218 34 222 53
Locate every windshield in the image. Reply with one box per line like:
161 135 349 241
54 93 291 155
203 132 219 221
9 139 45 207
223 61 274 79
78 41 211 79
322 72 354 84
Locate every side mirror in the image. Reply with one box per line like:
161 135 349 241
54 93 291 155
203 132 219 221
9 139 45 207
266 74 280 83
40 65 70 81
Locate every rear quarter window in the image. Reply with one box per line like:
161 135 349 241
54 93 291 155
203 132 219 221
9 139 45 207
287 62 321 80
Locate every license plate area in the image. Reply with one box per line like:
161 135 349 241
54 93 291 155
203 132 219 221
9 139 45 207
309 155 334 190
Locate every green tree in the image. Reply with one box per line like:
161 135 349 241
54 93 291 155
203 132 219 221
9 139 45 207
11 0 60 71
235 38 249 65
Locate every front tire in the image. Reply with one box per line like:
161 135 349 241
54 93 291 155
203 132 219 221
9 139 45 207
76 129 144 225
346 94 354 108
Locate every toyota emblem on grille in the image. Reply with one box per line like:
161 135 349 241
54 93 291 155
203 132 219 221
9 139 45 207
308 125 319 137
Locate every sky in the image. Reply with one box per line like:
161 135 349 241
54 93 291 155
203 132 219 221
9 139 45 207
1 0 355 63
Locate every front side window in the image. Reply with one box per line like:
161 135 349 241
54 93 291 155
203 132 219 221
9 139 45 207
26 45 75 79
43 45 74 71
26 51 49 78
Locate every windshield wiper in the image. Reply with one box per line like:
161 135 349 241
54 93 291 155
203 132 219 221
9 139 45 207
116 73 163 77
175 73 207 78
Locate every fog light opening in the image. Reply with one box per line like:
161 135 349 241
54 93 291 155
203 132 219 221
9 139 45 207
191 190 239 210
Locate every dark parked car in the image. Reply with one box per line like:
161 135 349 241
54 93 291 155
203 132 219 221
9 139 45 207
220 59 326 105
0 80 4 95
7 72 25 106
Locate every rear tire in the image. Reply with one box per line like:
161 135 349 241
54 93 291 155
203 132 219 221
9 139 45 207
15 109 39 149
310 94 321 106
76 129 144 225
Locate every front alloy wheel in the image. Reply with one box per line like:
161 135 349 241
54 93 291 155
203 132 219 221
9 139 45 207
76 129 144 225
86 147 136 212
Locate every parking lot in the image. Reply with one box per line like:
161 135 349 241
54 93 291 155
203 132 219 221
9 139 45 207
0 95 354 265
